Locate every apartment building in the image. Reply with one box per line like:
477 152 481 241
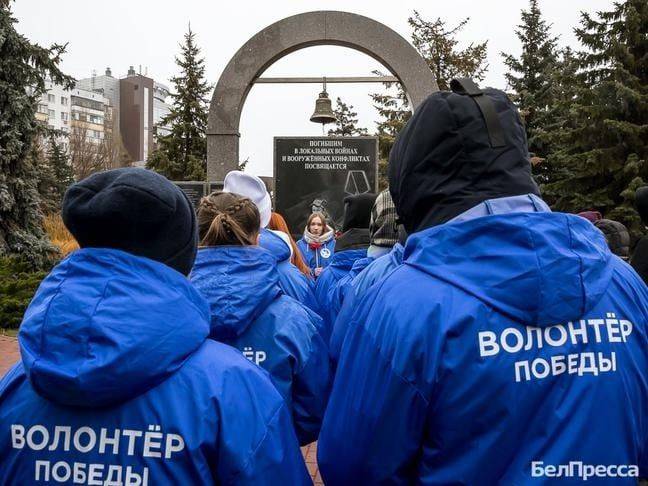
76 67 120 127
36 82 70 132
77 66 172 163
36 81 110 152
153 81 171 138
70 87 112 142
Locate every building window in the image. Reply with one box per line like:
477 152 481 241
61 112 68 121
61 97 68 106
37 104 48 114
48 109 55 118
48 94 55 103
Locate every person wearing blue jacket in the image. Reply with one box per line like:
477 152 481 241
325 255 373 322
223 170 321 316
315 193 375 342
297 212 336 277
258 227 321 316
318 79 648 484
329 241 405 365
352 240 405 300
190 191 331 446
0 168 310 485
326 189 401 351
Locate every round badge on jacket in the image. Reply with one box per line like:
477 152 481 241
320 248 331 259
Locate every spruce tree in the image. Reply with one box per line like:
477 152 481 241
0 0 74 267
36 134 73 214
371 12 488 188
34 136 57 214
328 97 368 136
409 12 488 91
538 47 580 203
46 136 73 210
545 0 647 236
147 25 211 181
502 0 558 167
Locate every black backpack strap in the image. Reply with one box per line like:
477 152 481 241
450 78 506 148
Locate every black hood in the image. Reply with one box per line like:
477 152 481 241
388 81 539 233
335 228 370 252
342 193 376 232
636 187 648 225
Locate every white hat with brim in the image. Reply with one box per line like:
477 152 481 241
222 171 272 228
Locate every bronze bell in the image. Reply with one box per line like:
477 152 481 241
310 80 337 125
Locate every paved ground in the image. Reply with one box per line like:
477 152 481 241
302 442 324 485
0 335 19 376
0 336 324 484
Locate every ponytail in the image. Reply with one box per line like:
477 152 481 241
198 192 260 247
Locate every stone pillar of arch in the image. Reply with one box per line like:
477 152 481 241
207 10 438 181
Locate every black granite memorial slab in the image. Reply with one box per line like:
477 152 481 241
274 136 378 236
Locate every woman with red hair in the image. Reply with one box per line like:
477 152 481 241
268 212 311 278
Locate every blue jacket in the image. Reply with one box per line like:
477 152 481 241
318 212 648 484
330 243 404 364
0 249 310 485
259 228 320 315
353 243 404 298
297 236 336 274
322 256 374 345
314 248 368 343
190 246 331 445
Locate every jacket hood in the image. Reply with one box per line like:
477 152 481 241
335 228 370 252
259 228 291 263
404 212 613 327
389 87 539 233
190 246 282 339
342 193 376 231
329 248 368 273
19 248 210 408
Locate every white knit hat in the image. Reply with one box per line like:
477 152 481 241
222 171 271 228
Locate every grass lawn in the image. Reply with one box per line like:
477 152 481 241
0 328 19 338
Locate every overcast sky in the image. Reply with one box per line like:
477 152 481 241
14 0 613 176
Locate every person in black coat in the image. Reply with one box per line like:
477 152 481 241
631 187 648 285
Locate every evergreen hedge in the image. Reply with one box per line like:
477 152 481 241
0 257 48 330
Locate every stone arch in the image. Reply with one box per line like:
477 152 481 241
207 10 438 180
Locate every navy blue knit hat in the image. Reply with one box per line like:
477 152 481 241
62 168 198 275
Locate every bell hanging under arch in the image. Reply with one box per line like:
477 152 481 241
310 82 337 125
